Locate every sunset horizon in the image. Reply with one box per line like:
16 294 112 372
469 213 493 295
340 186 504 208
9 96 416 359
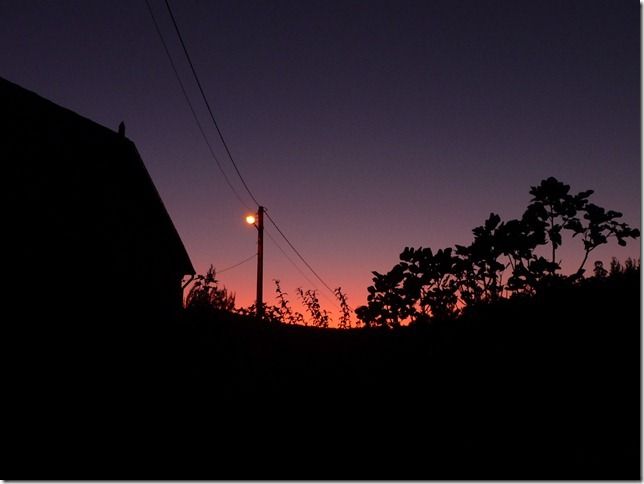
5 0 640 478
2 0 639 325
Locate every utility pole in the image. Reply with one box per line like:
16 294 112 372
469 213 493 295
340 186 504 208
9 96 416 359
256 206 264 319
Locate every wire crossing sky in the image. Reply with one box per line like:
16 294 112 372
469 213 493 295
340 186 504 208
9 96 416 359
147 0 341 306
144 0 250 209
1 0 639 322
163 0 261 208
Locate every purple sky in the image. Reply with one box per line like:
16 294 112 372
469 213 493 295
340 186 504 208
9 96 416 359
2 0 640 321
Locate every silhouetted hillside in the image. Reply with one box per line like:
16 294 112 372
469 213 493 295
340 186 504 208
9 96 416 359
9 270 636 477
168 272 639 478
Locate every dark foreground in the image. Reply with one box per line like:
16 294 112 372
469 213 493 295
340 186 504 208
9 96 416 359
9 273 640 478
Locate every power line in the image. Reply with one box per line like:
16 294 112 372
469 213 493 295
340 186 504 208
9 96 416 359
217 253 256 274
265 228 340 308
157 0 341 305
163 0 261 208
265 210 337 298
144 0 252 211
265 229 319 291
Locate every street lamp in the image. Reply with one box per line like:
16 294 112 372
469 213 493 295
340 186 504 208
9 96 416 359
246 206 264 319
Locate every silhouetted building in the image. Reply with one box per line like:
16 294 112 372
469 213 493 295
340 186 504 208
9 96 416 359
3 76 194 321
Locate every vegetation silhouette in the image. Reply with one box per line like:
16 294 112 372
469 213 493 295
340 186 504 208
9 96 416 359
153 177 639 479
9 172 640 478
185 265 236 313
201 177 637 330
172 258 639 478
7 78 637 477
356 177 639 328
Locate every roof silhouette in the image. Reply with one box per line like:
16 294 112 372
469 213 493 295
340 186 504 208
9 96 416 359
2 76 194 317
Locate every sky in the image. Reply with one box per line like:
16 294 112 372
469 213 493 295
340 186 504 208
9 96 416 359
1 0 640 324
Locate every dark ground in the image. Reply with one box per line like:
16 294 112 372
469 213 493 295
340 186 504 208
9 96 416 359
8 272 640 478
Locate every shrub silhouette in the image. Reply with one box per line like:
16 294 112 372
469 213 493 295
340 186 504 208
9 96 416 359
356 177 639 327
297 288 331 328
185 265 236 312
609 256 640 277
273 279 305 325
494 217 552 294
593 260 608 279
525 177 593 271
356 247 461 328
185 178 638 330
356 264 412 328
334 287 354 329
234 281 351 327
572 204 640 276
400 247 460 321
455 213 506 303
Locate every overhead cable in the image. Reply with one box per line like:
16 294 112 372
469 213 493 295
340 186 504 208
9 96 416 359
164 0 261 207
153 0 341 303
265 228 340 308
265 211 337 298
217 253 256 274
144 0 252 210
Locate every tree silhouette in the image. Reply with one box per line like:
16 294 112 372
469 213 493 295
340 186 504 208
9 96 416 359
355 247 461 327
355 177 640 327
494 217 550 294
400 246 460 321
356 264 413 328
570 203 640 276
455 213 506 303
525 177 593 273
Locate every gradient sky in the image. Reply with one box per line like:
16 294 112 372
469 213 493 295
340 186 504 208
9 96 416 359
2 0 640 323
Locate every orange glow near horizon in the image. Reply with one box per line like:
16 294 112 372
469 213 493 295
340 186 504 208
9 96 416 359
188 242 640 329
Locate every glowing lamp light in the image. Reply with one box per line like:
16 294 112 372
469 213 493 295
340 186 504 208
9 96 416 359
246 215 256 225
